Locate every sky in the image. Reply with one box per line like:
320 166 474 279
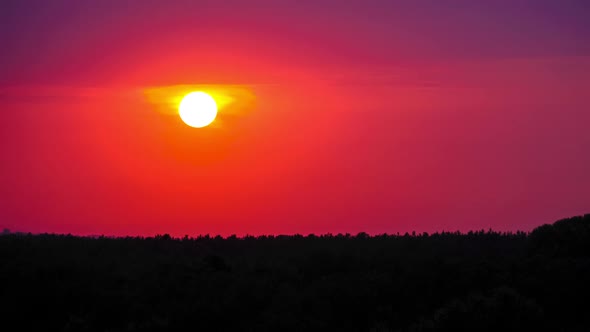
1 0 589 236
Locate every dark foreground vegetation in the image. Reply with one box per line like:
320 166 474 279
1 215 590 331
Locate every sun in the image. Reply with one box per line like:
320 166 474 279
178 91 218 128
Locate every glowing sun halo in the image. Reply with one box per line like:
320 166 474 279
178 92 218 128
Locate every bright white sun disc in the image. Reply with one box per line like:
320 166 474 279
179 92 218 128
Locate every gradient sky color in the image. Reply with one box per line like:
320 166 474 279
1 0 589 236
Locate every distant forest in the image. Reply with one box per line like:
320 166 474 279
1 214 589 331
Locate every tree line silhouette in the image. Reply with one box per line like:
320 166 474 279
1 214 589 331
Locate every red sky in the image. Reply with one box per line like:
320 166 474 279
1 0 589 236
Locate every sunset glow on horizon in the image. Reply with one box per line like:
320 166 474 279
1 0 589 237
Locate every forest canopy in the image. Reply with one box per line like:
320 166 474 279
1 214 589 331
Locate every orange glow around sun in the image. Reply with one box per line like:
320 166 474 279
143 85 257 129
